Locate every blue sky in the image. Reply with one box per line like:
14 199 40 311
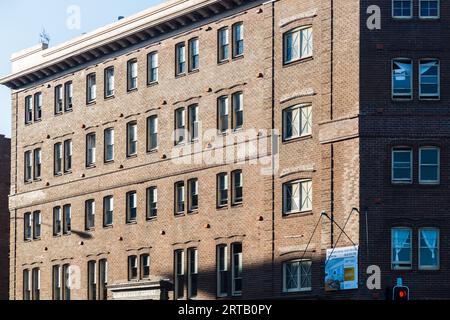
0 0 163 137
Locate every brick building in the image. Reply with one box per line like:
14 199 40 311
0 0 447 300
0 135 11 300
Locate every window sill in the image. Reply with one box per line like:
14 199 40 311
33 119 42 123
392 16 413 20
218 59 230 66
231 202 243 208
418 182 440 186
419 96 440 101
283 56 313 68
86 165 96 170
392 97 413 102
146 217 157 222
147 149 158 155
147 81 159 87
104 160 115 165
216 205 229 211
126 221 138 225
86 228 95 232
33 178 42 182
282 210 313 219
188 69 200 75
283 135 313 144
174 213 186 218
104 95 115 101
232 54 244 61
24 181 33 185
188 210 199 215
103 225 113 230
391 181 413 185
24 239 32 243
86 101 96 106
127 88 138 94
63 171 72 175
418 17 440 21
175 73 186 79
127 154 138 159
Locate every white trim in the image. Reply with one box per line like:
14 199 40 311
391 147 413 184
418 228 440 270
419 0 440 19
419 58 440 100
392 0 413 19
392 58 413 100
391 228 413 270
419 147 440 185
282 260 312 293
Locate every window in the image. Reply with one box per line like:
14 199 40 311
24 212 32 241
147 116 158 152
141 254 150 279
188 38 199 72
419 228 439 270
104 128 114 162
175 181 185 215
87 73 96 103
217 245 228 297
99 259 108 300
283 180 313 215
34 92 42 121
218 96 229 133
53 206 62 236
64 139 72 173
53 265 62 300
87 260 97 300
175 108 186 145
24 151 32 182
392 228 412 270
25 95 33 124
86 133 96 167
188 104 199 142
147 51 159 84
126 191 137 223
127 121 138 157
283 260 312 292
232 92 243 130
283 104 312 141
53 265 71 300
392 0 413 18
62 264 71 300
33 148 41 180
174 250 185 300
128 255 138 280
217 173 229 207
188 179 199 213
33 211 41 240
420 0 439 18
218 27 230 62
392 59 413 100
32 268 40 300
187 248 198 299
231 170 243 205
392 148 413 183
64 81 73 111
105 67 115 97
419 147 440 184
63 204 72 235
103 196 114 227
85 199 95 230
23 269 31 300
284 26 313 64
419 59 440 99
231 243 243 296
127 59 138 91
232 22 244 58
54 143 62 175
146 187 157 219
176 43 186 75
55 85 63 114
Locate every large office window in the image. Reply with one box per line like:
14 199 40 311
86 133 96 167
283 260 312 292
232 22 244 58
392 0 413 18
176 43 186 76
284 26 313 64
127 59 138 91
105 67 115 98
392 228 412 270
419 147 440 184
126 191 137 223
392 147 413 183
283 180 313 215
34 92 42 121
147 116 158 152
174 250 185 300
25 95 33 124
127 121 138 157
419 59 440 99
103 196 114 227
85 199 95 230
218 27 230 62
175 182 185 215
87 73 96 103
420 0 440 18
419 228 439 270
188 38 199 72
104 128 114 162
392 59 413 100
283 104 312 141
146 187 158 219
147 51 159 84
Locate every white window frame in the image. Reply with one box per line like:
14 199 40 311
217 173 229 207
232 92 244 131
392 147 413 184
218 96 229 134
419 147 440 185
24 151 32 182
283 180 313 215
54 143 62 175
418 228 440 270
282 260 312 293
391 227 413 270
141 254 151 279
127 59 138 91
188 38 200 72
64 139 72 173
86 133 96 167
232 22 244 58
218 27 230 62
392 58 413 100
103 196 114 227
175 108 186 145
146 187 158 219
128 255 138 280
104 128 114 162
283 104 312 141
419 59 440 100
419 0 440 19
148 51 159 84
63 205 72 235
127 121 138 157
24 212 32 241
64 81 73 111
175 181 185 215
105 67 115 97
87 73 96 103
33 211 41 240
147 115 158 152
188 104 199 142
127 191 137 223
53 206 62 236
392 0 413 19
85 199 95 230
283 26 313 64
25 95 33 124
176 42 186 76
34 92 42 121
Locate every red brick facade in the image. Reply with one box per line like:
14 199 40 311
0 135 10 300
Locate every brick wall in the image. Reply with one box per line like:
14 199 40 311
0 135 11 300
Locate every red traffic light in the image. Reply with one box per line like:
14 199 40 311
393 286 410 301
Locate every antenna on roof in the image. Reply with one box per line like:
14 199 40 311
118 16 125 21
39 28 50 46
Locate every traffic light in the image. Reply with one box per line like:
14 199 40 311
393 285 410 301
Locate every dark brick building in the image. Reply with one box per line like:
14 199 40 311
0 135 11 300
0 0 447 300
